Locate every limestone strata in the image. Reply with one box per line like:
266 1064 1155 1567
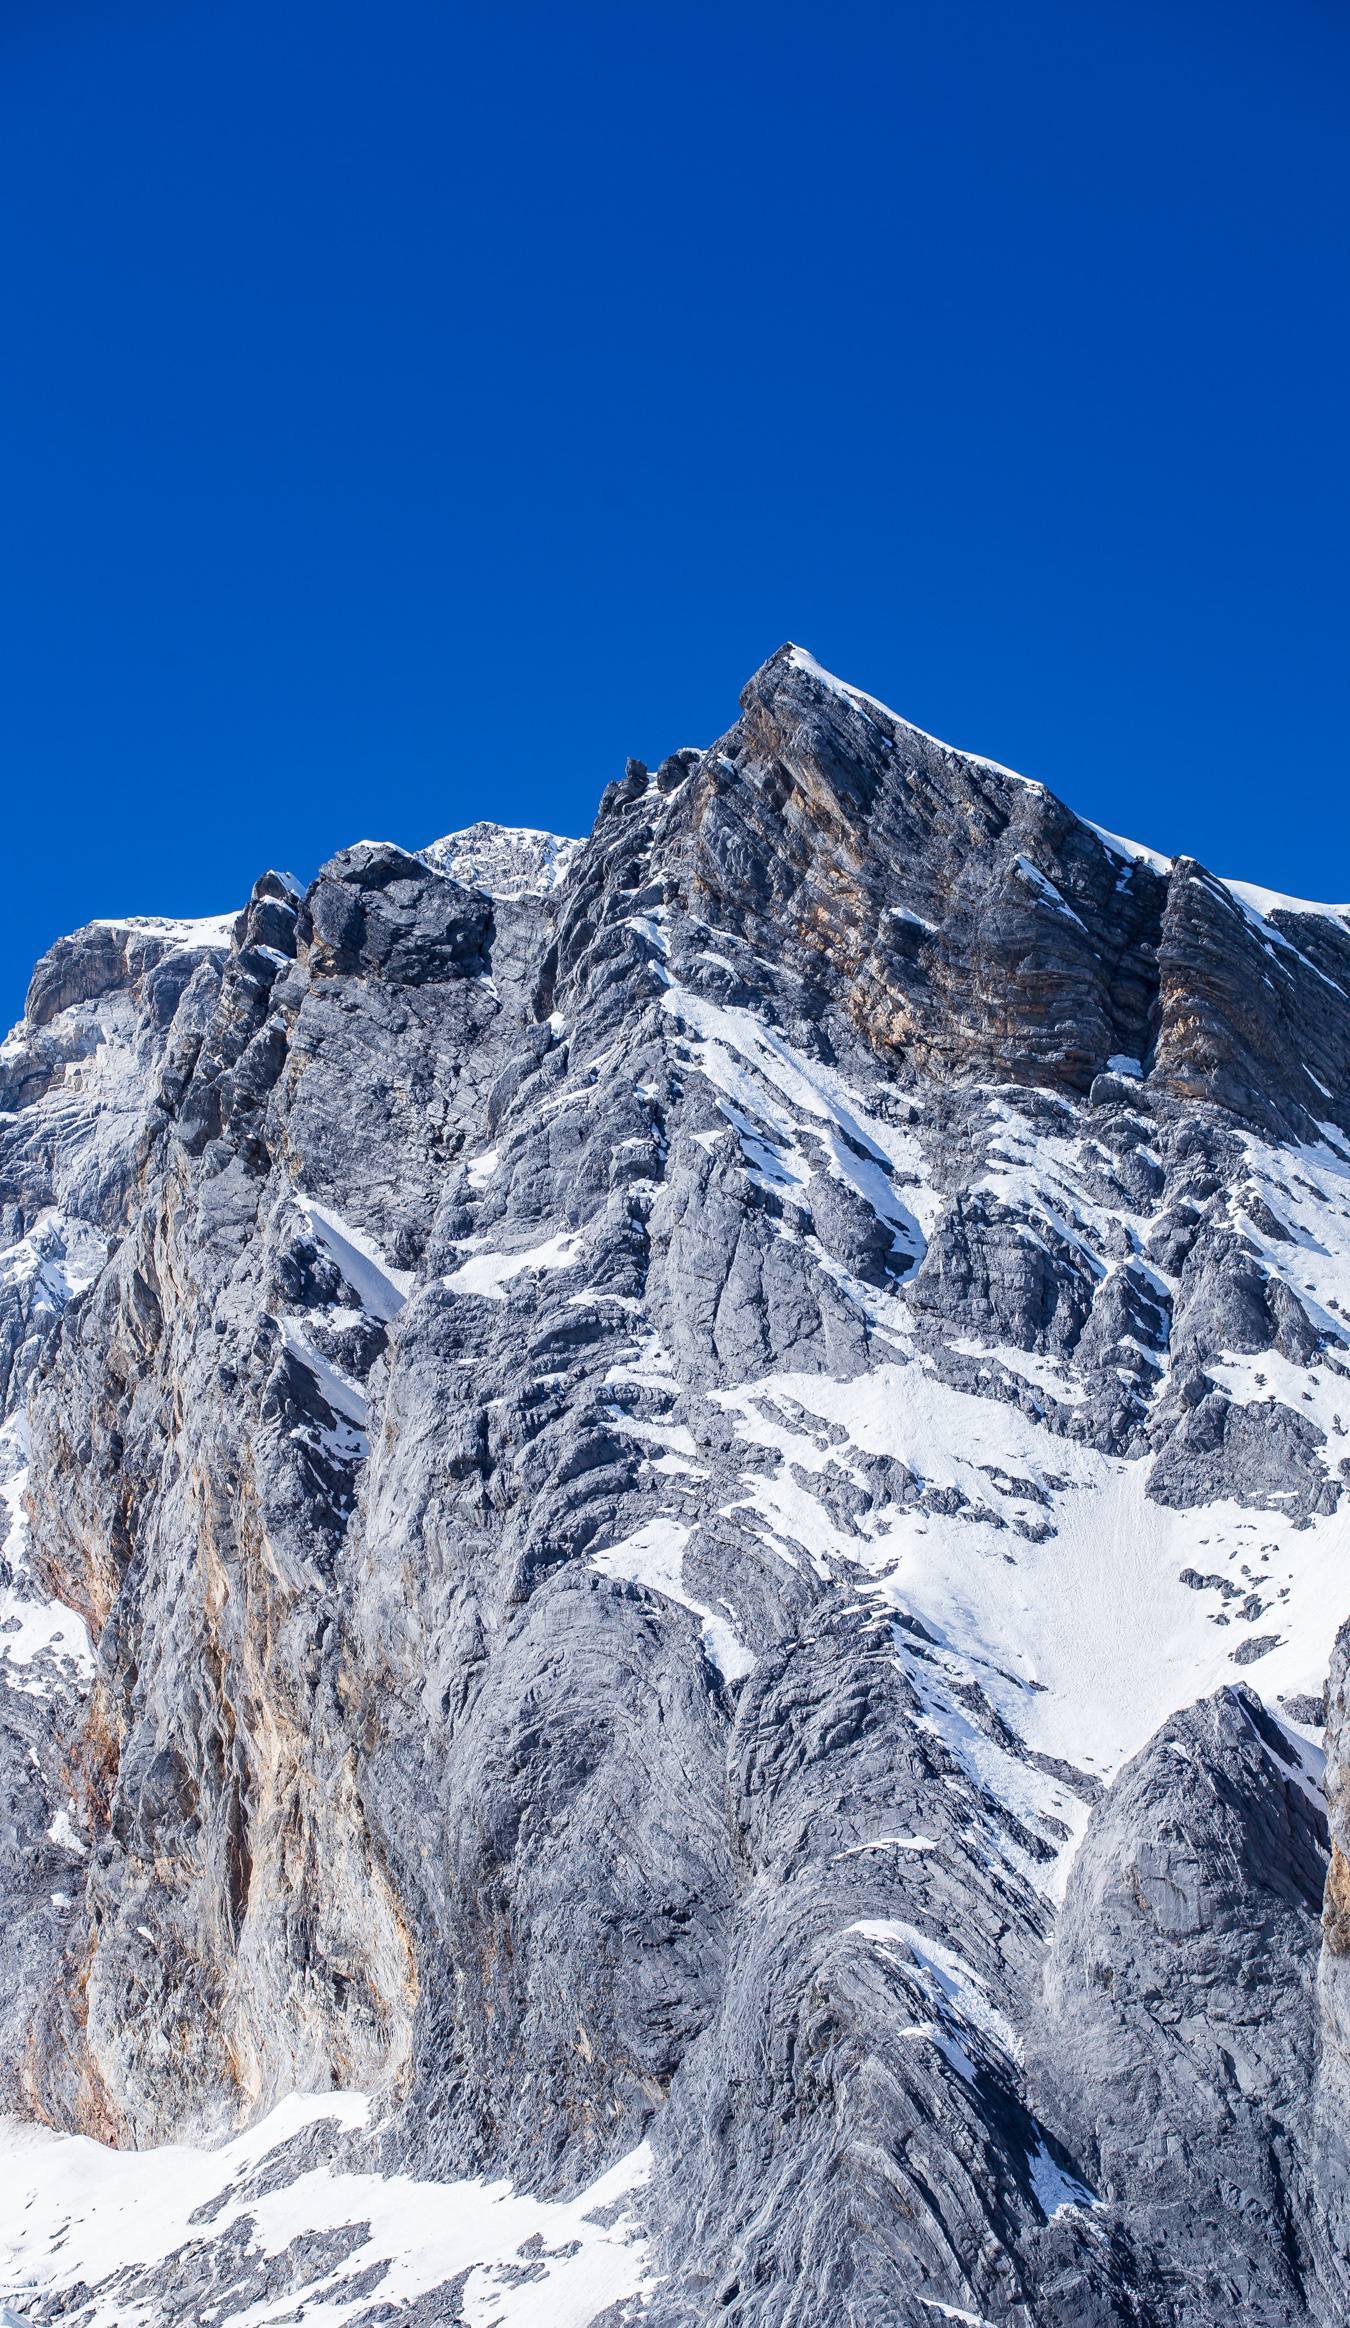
3 646 1350 2322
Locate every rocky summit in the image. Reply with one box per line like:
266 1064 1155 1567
3 644 1350 2326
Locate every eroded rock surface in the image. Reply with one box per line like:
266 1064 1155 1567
3 645 1350 2323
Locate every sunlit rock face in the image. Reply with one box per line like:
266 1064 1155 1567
3 646 1350 2324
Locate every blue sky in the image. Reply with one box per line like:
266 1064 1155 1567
2 0 1346 1022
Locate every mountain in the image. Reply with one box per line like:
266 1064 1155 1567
2 644 1349 2325
419 820 583 899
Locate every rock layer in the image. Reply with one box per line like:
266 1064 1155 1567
2 646 1350 2322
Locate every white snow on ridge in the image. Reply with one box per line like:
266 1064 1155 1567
1212 874 1349 999
0 2092 652 2328
786 666 1347 935
785 647 1041 790
421 821 582 900
1086 821 1174 880
92 909 240 949
1222 876 1350 931
1086 823 1350 936
791 651 1347 926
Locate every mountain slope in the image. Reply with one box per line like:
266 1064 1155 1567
2 646 1349 2324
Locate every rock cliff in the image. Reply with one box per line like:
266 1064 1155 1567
2 646 1349 2323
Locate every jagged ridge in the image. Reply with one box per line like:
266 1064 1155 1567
2 647 1349 2325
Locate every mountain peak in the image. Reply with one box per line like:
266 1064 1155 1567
419 820 582 900
5 648 1350 2325
740 640 1046 796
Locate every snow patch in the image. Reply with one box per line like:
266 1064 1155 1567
715 1356 1350 1893
592 1517 754 1684
443 1231 583 1301
420 822 582 901
661 984 931 1266
91 910 240 950
0 2092 651 2328
298 1199 412 1323
1221 876 1350 933
1086 822 1173 880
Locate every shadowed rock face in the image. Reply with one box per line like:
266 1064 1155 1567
673 648 1169 1098
1030 1686 1331 2326
665 647 1350 1139
2 645 1350 2322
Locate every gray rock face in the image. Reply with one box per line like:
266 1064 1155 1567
2 645 1350 2323
1311 1618 1350 2309
1030 1687 1328 2326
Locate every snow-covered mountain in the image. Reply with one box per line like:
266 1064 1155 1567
2 645 1349 2324
419 818 582 899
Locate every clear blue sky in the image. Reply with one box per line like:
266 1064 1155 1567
3 0 1346 1022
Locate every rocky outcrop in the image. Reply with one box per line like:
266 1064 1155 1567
1031 1686 1328 2325
419 818 582 898
2 644 1350 2323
